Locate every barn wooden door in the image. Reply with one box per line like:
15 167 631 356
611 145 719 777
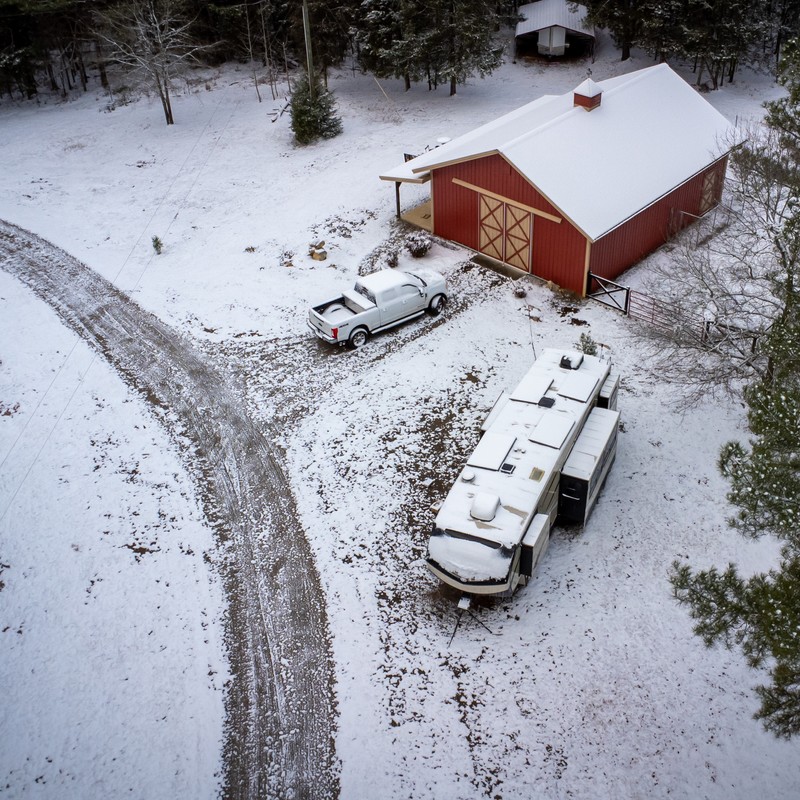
504 205 532 271
479 196 504 260
479 194 532 271
699 169 720 215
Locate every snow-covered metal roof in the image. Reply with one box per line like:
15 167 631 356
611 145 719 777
381 64 738 242
516 0 593 38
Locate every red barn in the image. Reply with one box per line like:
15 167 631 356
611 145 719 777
381 64 736 296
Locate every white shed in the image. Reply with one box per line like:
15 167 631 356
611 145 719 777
515 0 594 58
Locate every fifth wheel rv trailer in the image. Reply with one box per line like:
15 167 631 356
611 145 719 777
426 349 620 597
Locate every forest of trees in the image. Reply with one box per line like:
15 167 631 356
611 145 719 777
0 0 512 104
578 0 800 86
2 1 799 107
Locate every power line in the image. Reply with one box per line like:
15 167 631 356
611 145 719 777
1 88 241 524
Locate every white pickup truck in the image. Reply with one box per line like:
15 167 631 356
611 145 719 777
308 267 448 348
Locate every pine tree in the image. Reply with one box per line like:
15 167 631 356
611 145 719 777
356 0 416 89
577 0 646 61
765 37 800 167
671 292 800 737
671 44 800 739
426 0 503 96
294 1 356 83
356 0 501 95
289 70 342 144
680 0 759 88
671 554 800 737
639 0 684 62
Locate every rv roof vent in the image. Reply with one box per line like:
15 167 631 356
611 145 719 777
538 396 555 408
470 492 501 522
560 353 584 370
500 462 516 475
461 469 476 483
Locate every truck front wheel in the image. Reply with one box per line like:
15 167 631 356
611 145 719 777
428 294 447 316
348 328 369 349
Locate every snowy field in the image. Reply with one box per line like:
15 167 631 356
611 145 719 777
2 29 800 799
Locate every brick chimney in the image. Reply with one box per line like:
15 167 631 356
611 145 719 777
573 77 602 111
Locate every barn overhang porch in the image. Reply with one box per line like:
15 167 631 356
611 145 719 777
380 159 433 231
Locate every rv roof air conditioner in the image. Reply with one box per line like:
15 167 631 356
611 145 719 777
560 353 584 370
470 492 501 522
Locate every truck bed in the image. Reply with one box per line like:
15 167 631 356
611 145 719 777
312 300 356 324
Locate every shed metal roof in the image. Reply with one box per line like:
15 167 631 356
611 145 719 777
515 0 593 38
381 64 738 242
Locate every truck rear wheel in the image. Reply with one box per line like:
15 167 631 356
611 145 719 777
428 294 447 316
348 328 369 349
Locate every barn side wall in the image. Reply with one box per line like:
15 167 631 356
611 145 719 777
431 154 589 294
588 157 728 287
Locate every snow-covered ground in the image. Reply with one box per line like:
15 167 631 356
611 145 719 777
0 271 225 796
2 29 799 799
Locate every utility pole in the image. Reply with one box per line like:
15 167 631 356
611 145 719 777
301 0 315 101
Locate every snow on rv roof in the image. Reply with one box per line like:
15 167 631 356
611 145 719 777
433 350 610 550
381 64 737 241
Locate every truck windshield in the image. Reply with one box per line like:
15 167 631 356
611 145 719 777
406 272 427 287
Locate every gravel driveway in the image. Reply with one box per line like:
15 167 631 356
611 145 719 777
0 219 338 800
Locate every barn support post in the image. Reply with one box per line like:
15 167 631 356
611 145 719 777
395 182 401 217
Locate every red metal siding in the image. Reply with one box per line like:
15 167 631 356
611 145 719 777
430 153 728 295
589 157 728 283
531 215 587 292
431 154 589 294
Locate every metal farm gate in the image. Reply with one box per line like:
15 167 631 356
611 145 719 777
586 273 704 335
587 273 761 352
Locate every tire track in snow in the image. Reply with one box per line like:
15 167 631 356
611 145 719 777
0 219 338 800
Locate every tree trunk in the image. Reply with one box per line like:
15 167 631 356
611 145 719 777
259 3 278 100
77 48 88 92
155 73 174 125
163 84 174 125
621 41 631 61
450 75 457 96
404 73 411 91
96 40 109 89
46 61 59 92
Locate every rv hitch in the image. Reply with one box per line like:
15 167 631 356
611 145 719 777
447 594 498 647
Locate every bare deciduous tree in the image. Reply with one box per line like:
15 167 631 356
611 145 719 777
639 121 799 401
95 0 212 125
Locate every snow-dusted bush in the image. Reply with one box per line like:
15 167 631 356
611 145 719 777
576 332 598 356
404 231 431 258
